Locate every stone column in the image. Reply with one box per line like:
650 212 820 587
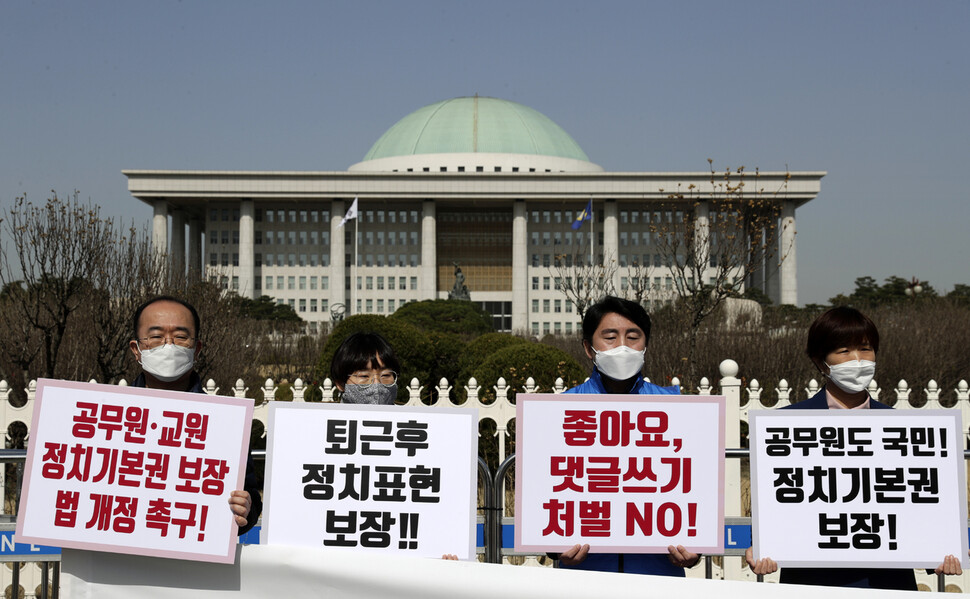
420 199 437 300
152 199 168 258
694 200 710 290
747 220 765 295
511 200 528 332
238 199 255 299
331 199 347 317
765 215 780 303
602 200 618 292
188 218 202 280
171 210 186 274
779 201 797 305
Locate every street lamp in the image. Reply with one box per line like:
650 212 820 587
904 277 923 297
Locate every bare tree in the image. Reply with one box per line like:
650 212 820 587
84 225 167 383
0 193 117 380
549 250 618 319
648 161 790 386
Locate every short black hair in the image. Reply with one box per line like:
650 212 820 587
806 306 880 370
582 296 652 347
330 332 401 386
132 296 201 340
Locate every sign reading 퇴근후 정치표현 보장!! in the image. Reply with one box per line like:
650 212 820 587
263 402 478 559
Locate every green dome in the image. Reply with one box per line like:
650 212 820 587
362 96 591 162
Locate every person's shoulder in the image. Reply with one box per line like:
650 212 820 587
783 388 827 409
640 381 679 395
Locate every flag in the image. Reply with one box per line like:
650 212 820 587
571 200 592 230
338 197 358 227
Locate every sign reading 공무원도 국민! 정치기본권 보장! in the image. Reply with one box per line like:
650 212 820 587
15 379 254 564
749 410 969 569
263 402 478 559
514 394 726 554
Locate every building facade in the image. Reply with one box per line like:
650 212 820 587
126 97 824 334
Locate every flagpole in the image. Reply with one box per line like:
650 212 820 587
589 197 594 268
352 216 358 315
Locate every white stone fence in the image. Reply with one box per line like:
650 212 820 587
0 360 969 593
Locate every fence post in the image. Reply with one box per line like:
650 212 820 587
895 380 912 409
718 359 744 580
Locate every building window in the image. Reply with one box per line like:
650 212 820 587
209 230 218 245
543 300 550 313
531 322 539 336
310 299 318 312
555 300 562 313
532 300 539 313
543 322 550 335
389 299 395 312
532 277 539 290
299 276 306 290
321 276 329 290
209 253 217 266
377 299 384 313
310 277 317 290
221 254 229 267
377 277 384 290
366 299 373 312
410 277 418 290
299 299 306 313
232 253 239 267
277 276 284 289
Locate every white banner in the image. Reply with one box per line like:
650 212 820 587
61 544 918 599
750 410 969 568
15 379 253 564
263 402 478 559
514 394 725 553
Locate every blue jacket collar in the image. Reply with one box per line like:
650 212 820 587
588 367 646 394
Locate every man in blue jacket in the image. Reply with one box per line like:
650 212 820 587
129 295 262 535
557 296 699 576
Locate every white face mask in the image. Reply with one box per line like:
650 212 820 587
826 360 876 394
593 345 645 381
139 343 196 383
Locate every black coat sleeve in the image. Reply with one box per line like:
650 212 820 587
238 453 262 536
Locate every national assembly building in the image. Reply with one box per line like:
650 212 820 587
125 96 824 334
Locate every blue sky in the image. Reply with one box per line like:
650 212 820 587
1 1 967 305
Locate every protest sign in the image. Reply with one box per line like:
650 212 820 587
750 410 968 568
263 402 477 559
15 379 253 564
514 394 725 553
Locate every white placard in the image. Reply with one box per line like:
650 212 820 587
750 410 969 568
264 402 478 559
515 394 725 553
15 379 253 564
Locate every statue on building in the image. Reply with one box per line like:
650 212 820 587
330 303 346 323
448 262 471 301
